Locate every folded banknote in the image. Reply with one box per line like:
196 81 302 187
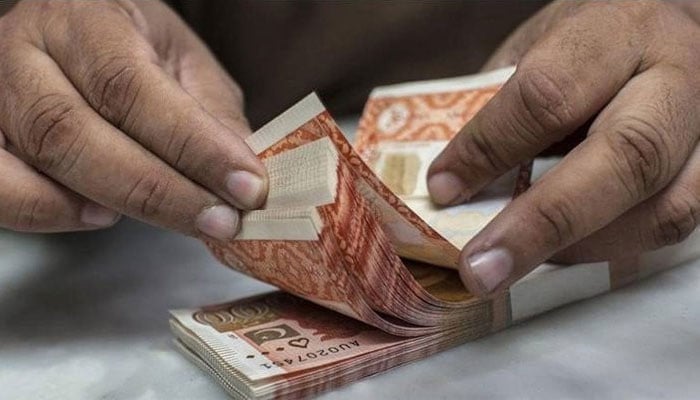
171 67 700 399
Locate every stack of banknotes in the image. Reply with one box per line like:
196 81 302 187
169 66 700 399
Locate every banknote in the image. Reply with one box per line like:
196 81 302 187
172 67 700 399
171 239 700 399
356 65 531 249
170 290 487 400
204 92 506 337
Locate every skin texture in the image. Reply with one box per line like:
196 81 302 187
427 0 700 297
0 0 268 239
0 1 697 298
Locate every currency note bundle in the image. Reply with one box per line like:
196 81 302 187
170 67 700 399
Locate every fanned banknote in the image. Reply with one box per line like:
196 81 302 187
171 67 700 399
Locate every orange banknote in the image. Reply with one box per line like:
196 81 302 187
172 66 700 399
171 291 486 400
203 91 513 337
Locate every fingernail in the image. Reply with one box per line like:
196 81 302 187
427 172 468 205
225 171 266 209
81 203 120 227
461 248 514 293
196 205 240 240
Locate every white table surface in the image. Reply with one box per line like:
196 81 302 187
1 118 699 400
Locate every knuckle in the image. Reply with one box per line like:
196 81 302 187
458 129 511 173
606 116 670 199
9 191 46 232
229 80 245 105
86 54 145 128
122 173 173 218
533 196 578 249
1 52 43 101
513 62 576 135
158 104 209 169
20 94 83 173
649 191 699 248
111 0 150 36
166 126 200 170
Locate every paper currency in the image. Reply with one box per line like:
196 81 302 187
356 65 531 249
205 93 500 337
171 67 700 399
171 291 485 400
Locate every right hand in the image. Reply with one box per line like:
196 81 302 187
427 0 700 297
0 0 267 239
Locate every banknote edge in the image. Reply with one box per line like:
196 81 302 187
246 93 326 155
263 136 339 209
173 338 250 400
170 314 287 381
237 207 322 241
369 66 516 98
509 229 700 322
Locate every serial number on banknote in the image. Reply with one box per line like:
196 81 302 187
260 340 361 369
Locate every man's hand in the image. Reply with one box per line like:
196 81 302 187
427 0 700 296
0 0 267 239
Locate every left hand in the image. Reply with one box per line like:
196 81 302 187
427 0 700 297
0 1 267 238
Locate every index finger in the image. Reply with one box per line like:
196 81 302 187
1 44 238 240
427 3 644 206
458 66 699 297
40 2 267 210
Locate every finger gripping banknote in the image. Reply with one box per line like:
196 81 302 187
170 66 700 399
